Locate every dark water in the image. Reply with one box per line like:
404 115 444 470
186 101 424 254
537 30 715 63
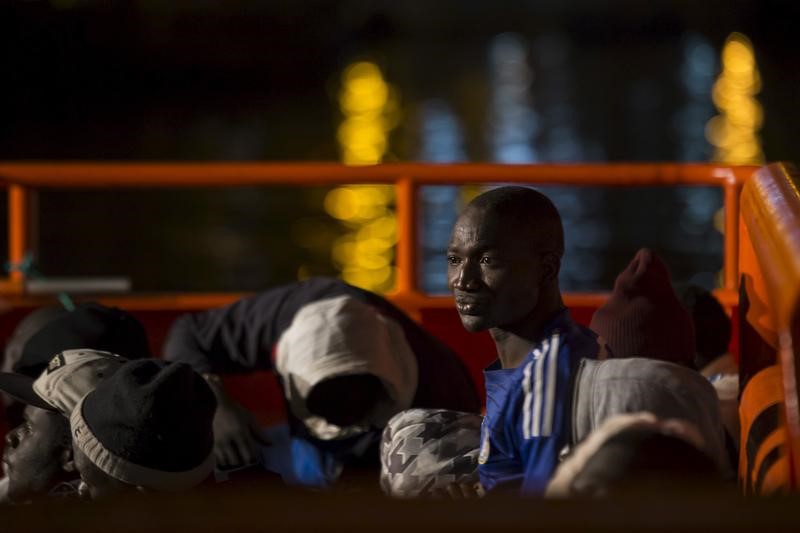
0 2 793 293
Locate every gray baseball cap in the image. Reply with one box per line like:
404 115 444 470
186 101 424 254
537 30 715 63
0 349 128 415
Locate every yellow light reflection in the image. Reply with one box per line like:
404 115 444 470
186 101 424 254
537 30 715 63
327 61 399 292
706 32 764 165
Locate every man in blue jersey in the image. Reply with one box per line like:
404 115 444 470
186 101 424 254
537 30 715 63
447 186 601 495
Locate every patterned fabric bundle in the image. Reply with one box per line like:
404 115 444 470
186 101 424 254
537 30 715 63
380 408 482 498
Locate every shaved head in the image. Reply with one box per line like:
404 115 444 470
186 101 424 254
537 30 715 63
448 186 565 340
465 186 564 257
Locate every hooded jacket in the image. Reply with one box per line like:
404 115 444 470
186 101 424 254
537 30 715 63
571 357 729 474
275 295 418 440
164 277 480 437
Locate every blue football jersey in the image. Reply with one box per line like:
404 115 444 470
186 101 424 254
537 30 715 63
478 309 600 495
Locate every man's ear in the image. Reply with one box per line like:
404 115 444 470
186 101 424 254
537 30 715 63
540 252 561 286
60 447 75 473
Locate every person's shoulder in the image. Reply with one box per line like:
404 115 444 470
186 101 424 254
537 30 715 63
589 356 692 375
585 357 715 395
555 317 600 361
241 277 357 307
254 277 345 298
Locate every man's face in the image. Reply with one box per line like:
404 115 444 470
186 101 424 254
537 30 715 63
73 444 135 500
447 207 545 333
2 405 71 503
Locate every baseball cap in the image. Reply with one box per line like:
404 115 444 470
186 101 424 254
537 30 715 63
0 349 129 415
14 303 149 378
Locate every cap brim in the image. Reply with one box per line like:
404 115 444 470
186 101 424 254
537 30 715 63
0 373 56 411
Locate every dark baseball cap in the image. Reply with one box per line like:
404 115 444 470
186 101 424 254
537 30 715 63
13 302 150 378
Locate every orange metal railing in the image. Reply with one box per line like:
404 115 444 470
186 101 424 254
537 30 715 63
0 162 755 310
739 162 800 488
9 160 800 492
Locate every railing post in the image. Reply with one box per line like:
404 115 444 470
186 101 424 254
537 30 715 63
723 172 741 292
395 176 417 294
8 184 28 291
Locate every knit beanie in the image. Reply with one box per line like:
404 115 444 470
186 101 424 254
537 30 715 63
70 359 216 491
590 249 695 367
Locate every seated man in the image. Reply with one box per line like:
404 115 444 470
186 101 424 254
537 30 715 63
446 186 601 495
163 277 480 487
0 303 149 504
70 359 216 499
0 349 133 503
383 190 729 498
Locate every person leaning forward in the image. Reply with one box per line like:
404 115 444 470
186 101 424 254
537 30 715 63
163 277 480 488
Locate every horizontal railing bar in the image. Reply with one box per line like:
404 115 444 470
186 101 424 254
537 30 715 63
0 162 757 188
0 289 738 312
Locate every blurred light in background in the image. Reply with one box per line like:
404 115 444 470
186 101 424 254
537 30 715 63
416 100 466 293
337 61 399 165
675 33 717 161
706 32 764 164
417 100 466 163
528 32 608 291
533 32 585 162
488 33 539 163
672 33 723 289
410 32 612 294
327 61 398 292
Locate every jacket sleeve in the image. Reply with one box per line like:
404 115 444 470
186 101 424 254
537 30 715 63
162 297 279 375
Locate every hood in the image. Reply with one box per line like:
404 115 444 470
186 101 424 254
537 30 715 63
275 295 418 440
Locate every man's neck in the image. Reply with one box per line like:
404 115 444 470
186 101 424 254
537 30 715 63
490 295 565 369
490 329 537 369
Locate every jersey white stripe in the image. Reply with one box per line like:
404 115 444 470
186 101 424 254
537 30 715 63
521 360 534 440
530 340 549 438
542 332 561 436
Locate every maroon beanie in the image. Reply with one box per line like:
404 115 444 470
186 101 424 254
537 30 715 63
590 249 696 367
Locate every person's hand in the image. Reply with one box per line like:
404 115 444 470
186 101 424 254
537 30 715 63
203 374 270 468
212 399 269 468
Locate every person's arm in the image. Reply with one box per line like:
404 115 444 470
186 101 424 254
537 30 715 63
163 299 277 375
201 373 270 468
516 335 574 496
518 432 564 495
163 295 284 467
